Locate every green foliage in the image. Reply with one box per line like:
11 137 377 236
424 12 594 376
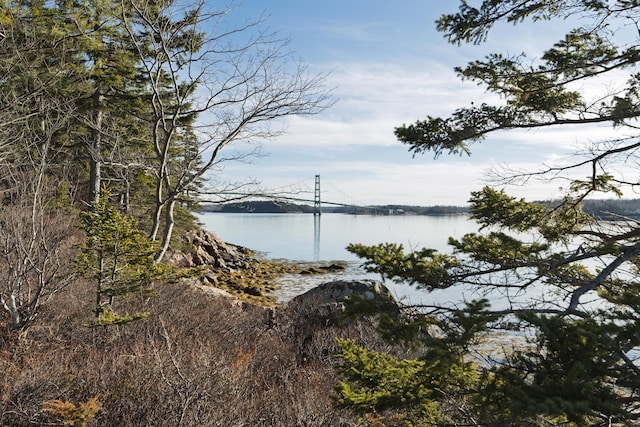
344 186 640 423
468 186 588 242
86 306 150 328
343 179 640 424
336 339 444 426
469 186 548 230
402 2 640 172
449 231 549 267
346 243 459 290
336 339 433 412
479 315 625 426
77 189 163 326
342 3 640 424
337 297 498 425
569 173 623 197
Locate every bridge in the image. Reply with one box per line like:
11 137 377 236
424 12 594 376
202 175 385 215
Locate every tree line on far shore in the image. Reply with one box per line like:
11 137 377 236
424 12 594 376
203 198 640 217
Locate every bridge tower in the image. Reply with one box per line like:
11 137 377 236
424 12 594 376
314 174 321 216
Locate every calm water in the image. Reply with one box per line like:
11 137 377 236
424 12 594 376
197 212 477 261
198 212 480 304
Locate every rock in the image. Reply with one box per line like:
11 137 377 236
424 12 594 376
321 263 347 272
297 262 347 275
287 280 397 363
167 229 285 307
187 279 278 321
167 228 255 271
183 277 243 307
289 279 395 310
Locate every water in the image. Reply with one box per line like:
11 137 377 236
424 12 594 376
197 212 476 261
197 212 479 304
197 214 636 366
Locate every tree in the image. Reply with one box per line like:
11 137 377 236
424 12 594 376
52 0 151 205
121 0 332 261
0 4 78 333
76 189 162 327
77 0 141 205
0 0 152 209
339 2 640 426
0 140 77 333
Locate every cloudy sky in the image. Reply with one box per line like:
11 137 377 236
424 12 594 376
207 1 618 206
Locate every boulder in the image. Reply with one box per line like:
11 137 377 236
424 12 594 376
185 277 243 307
287 280 398 362
289 279 395 310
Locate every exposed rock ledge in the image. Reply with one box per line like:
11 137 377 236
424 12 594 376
165 228 256 271
165 228 348 307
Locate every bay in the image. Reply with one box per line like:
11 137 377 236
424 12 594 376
197 212 477 261
197 212 480 304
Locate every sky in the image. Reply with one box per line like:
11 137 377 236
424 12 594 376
203 1 624 206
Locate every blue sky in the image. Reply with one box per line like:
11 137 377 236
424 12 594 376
210 1 617 206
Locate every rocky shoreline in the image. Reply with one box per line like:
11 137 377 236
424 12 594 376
166 228 351 306
166 230 525 364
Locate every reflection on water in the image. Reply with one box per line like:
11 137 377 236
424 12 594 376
197 212 477 303
198 212 476 262
314 214 320 261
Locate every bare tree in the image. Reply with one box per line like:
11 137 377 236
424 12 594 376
0 108 77 332
0 173 76 332
0 7 79 333
121 0 333 261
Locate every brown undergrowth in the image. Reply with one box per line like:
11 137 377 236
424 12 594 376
0 271 396 426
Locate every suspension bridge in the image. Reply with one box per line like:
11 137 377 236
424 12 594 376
206 175 387 215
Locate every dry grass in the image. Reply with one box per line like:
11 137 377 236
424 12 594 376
0 271 392 426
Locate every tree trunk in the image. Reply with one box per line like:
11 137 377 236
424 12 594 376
149 200 163 242
7 294 20 330
154 197 176 263
122 179 131 214
149 156 165 241
89 87 103 204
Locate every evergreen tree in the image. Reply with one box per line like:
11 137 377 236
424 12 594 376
76 189 162 327
339 2 640 425
56 0 151 205
2 0 156 210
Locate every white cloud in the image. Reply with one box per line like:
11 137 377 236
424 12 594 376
203 2 640 206
270 59 496 151
311 22 387 43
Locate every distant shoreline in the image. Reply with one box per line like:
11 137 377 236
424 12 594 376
201 200 469 215
200 198 640 218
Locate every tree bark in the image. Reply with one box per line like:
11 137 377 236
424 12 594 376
89 87 103 204
154 197 175 263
